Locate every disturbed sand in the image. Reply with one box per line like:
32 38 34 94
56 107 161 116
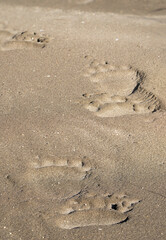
0 1 166 239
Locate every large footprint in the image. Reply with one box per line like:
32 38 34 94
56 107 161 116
26 156 91 183
82 60 160 117
24 156 91 200
55 192 140 229
0 31 50 50
84 60 141 96
83 86 160 117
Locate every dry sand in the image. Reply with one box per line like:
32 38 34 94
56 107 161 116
0 1 166 239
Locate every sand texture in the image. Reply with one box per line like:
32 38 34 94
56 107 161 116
0 1 166 240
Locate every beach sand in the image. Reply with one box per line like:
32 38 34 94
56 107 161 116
0 1 166 239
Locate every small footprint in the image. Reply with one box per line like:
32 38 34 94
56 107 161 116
0 31 50 50
82 59 160 117
55 192 140 229
26 156 91 183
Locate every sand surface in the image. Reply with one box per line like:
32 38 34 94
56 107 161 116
0 1 166 239
1 0 166 15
